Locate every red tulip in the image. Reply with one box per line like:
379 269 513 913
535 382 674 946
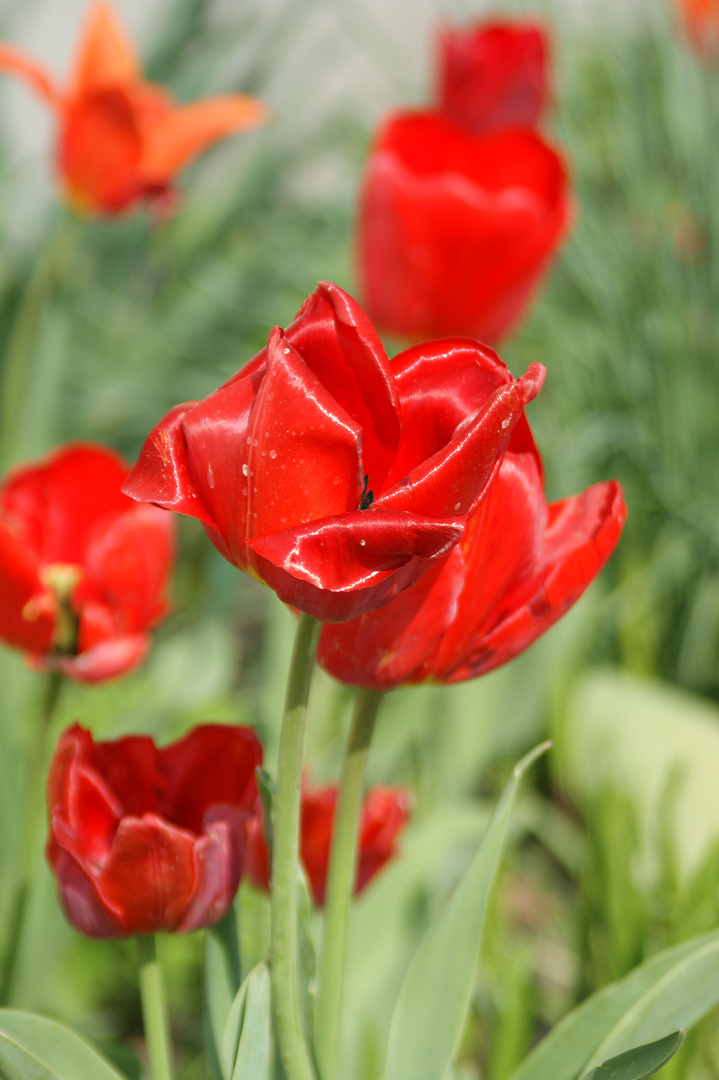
437 20 549 134
123 282 545 623
245 782 410 906
674 0 719 57
0 443 174 682
46 723 262 937
0 2 266 215
317 410 626 689
357 112 570 344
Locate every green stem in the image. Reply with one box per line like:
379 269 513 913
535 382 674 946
137 935 174 1080
270 612 321 1080
0 672 63 1004
314 688 382 1080
0 213 78 470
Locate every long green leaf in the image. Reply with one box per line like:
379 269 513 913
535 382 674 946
224 963 271 1080
0 1009 125 1080
384 743 550 1080
509 931 719 1080
204 907 242 1080
581 1030 685 1080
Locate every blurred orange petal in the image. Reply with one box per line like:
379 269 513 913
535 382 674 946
70 1 139 93
0 43 57 104
140 95 268 180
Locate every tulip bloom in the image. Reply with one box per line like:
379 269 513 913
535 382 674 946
46 723 262 937
675 0 719 58
0 443 174 682
0 2 266 214
437 20 549 134
357 113 570 344
124 282 544 623
317 410 626 689
245 783 409 906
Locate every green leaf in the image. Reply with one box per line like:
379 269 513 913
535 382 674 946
509 930 719 1080
204 907 242 1080
0 1009 125 1080
384 742 550 1080
580 1030 685 1080
256 767 276 858
221 963 271 1080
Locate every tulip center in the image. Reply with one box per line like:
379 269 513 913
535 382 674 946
359 475 374 510
41 563 82 656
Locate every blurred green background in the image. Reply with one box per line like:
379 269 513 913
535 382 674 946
0 0 717 1077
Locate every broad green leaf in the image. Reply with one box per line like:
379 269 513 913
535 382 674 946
0 1009 125 1080
580 1030 685 1080
384 743 550 1080
222 963 271 1080
204 906 242 1080
509 930 719 1080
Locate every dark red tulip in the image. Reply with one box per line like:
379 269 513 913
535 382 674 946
46 722 262 937
123 282 544 622
245 782 410 906
437 20 549 134
0 2 266 215
357 113 570 344
0 443 174 682
317 414 626 689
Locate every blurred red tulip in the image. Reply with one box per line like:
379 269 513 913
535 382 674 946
438 20 549 134
123 282 544 622
317 405 626 689
357 113 570 343
0 443 174 682
47 723 262 937
245 782 410 906
0 2 266 214
675 0 719 57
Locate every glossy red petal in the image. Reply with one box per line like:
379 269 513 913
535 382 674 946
247 510 464 622
176 812 246 932
0 44 58 105
316 547 465 689
375 363 545 519
358 113 570 342
70 2 140 94
122 402 215 527
445 481 626 682
437 21 548 134
140 95 267 179
96 814 197 935
161 724 262 833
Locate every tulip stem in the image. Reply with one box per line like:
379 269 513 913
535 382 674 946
314 687 382 1080
137 935 174 1080
271 611 322 1080
0 671 63 1004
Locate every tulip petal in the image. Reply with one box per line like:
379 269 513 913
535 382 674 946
122 402 216 527
47 847 126 937
0 522 53 653
162 725 262 832
177 813 246 932
375 362 545 519
97 814 197 935
139 95 268 180
445 480 626 681
39 633 150 683
0 44 58 104
70 1 140 93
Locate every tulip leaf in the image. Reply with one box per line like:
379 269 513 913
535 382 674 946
204 906 242 1080
256 767 276 857
579 1029 685 1080
221 963 271 1080
508 930 719 1080
384 742 550 1080
0 1008 125 1080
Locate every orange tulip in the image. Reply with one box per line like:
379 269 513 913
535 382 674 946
0 2 267 214
675 0 719 57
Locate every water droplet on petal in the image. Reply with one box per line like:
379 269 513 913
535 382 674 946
501 418 510 429
360 539 366 547
269 449 277 459
454 501 460 510
207 465 214 488
242 464 249 476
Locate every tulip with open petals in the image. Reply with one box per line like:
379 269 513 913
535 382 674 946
0 2 266 214
0 443 174 682
317 405 625 689
46 723 262 937
245 783 410 906
124 282 545 623
358 113 570 344
438 20 549 134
